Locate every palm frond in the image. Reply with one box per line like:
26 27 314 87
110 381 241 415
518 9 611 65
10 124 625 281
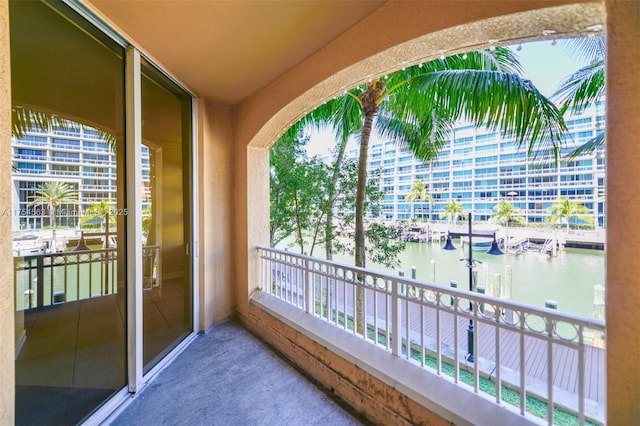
552 60 605 113
559 36 605 64
375 108 453 161
419 48 523 75
298 94 363 147
409 69 567 162
565 131 605 159
12 106 71 138
12 106 118 152
331 94 364 142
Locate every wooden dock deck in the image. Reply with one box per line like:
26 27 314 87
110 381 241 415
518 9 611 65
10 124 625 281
402 305 605 404
330 287 605 411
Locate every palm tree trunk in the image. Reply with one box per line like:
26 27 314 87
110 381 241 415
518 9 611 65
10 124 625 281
354 112 374 336
354 80 384 336
355 112 374 268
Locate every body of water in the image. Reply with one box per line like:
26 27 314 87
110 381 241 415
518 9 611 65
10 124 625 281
334 242 605 320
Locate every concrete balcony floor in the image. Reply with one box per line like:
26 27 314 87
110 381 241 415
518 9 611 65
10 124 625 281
111 320 367 425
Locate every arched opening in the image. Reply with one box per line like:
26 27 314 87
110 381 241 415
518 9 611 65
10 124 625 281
242 3 609 424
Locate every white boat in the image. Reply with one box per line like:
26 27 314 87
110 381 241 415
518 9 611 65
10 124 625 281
12 234 47 256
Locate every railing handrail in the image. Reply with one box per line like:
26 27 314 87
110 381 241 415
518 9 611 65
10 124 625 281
258 246 604 332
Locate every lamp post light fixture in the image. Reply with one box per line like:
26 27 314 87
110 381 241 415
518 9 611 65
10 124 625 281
442 212 503 362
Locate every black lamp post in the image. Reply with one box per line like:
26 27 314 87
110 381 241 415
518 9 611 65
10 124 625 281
442 212 503 362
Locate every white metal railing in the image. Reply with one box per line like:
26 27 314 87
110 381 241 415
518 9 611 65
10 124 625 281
258 247 605 425
14 245 160 310
15 248 118 310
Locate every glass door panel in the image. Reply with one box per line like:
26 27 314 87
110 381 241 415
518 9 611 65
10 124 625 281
141 59 193 373
10 1 126 424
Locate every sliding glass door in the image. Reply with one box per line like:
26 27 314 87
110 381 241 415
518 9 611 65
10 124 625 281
10 2 126 424
10 1 194 423
141 59 193 373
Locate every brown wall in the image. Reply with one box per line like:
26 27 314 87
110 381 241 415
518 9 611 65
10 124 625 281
605 1 640 424
198 100 236 328
0 1 15 423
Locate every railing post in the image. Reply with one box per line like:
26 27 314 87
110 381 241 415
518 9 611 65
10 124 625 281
305 257 313 315
392 279 401 357
546 315 555 425
449 280 457 306
36 256 44 308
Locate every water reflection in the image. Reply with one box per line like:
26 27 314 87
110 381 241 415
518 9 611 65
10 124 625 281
336 242 605 319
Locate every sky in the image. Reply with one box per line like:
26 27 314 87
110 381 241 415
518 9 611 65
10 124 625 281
306 39 589 157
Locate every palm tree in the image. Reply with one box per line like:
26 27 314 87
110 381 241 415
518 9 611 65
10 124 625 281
291 48 567 335
404 179 433 220
302 48 566 272
546 197 594 230
83 200 116 231
491 200 526 227
31 181 78 228
553 36 605 158
439 200 465 225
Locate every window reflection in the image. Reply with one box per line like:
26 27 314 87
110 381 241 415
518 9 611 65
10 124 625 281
141 60 193 372
10 2 126 424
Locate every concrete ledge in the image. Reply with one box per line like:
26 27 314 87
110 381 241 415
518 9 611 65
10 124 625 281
248 291 543 426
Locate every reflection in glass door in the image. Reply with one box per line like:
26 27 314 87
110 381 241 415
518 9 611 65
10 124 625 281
141 60 193 372
10 2 126 424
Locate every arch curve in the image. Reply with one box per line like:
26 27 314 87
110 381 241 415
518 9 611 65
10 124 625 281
243 1 604 151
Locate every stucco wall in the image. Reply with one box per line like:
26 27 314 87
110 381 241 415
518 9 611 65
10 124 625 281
0 0 15 423
199 100 236 329
605 1 640 424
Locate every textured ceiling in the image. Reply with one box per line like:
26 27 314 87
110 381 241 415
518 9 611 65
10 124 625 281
88 0 386 105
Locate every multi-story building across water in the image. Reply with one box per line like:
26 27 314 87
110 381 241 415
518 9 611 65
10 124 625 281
347 101 605 227
10 123 151 231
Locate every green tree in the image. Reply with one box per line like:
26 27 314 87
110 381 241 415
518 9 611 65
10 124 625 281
404 179 434 220
270 134 406 265
331 163 406 270
491 200 526 227
270 134 314 249
293 96 364 261
439 200 465 224
553 36 605 158
31 181 78 228
546 197 594 230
